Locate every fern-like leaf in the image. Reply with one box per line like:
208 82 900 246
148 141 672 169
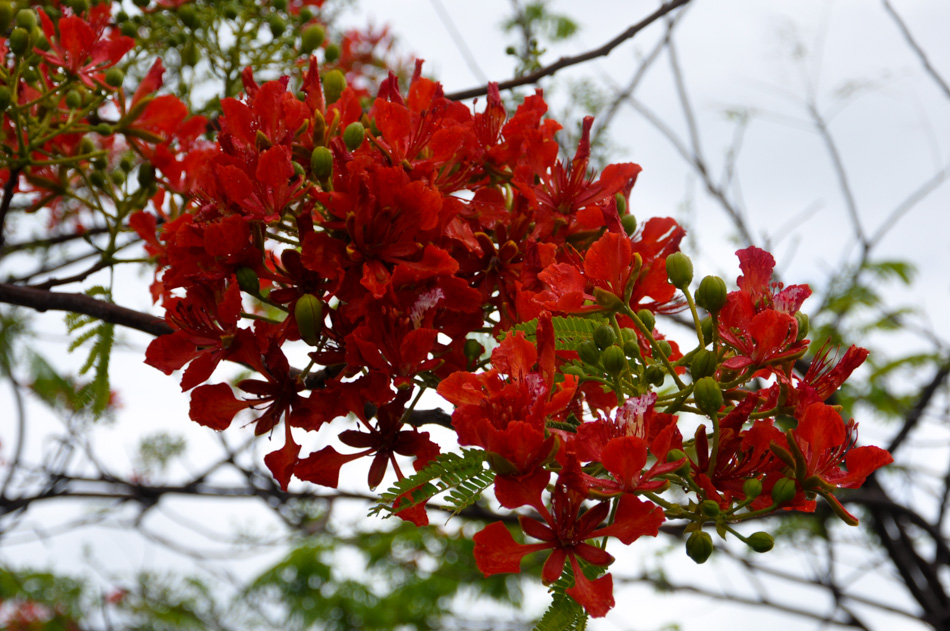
371 449 489 517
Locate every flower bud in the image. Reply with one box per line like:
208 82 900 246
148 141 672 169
133 0 150 8
324 43 340 63
621 213 637 236
593 286 623 311
137 163 156 189
636 309 655 333
310 146 333 180
273 0 288 9
615 192 627 215
105 68 125 88
0 3 13 34
65 90 82 110
267 13 287 38
463 339 483 360
15 8 37 30
89 170 107 189
593 324 616 351
700 316 713 346
178 4 199 29
343 121 365 151
693 377 723 415
301 24 325 54
656 340 672 358
578 340 601 366
795 312 809 342
0 86 11 113
771 477 797 505
295 294 324 346
645 364 665 386
322 69 346 104
665 252 693 289
700 499 720 517
742 477 762 499
8 27 29 56
746 531 774 553
602 345 626 377
690 348 717 380
686 531 713 564
696 275 728 313
235 267 260 296
110 170 126 186
182 40 199 67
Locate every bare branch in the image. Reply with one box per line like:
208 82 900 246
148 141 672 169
444 0 691 101
882 0 950 101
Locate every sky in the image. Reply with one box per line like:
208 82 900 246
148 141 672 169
3 1 950 629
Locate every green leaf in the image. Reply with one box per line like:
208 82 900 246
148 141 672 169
371 449 489 517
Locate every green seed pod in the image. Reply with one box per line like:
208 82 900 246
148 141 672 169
342 121 365 151
645 364 665 386
65 90 82 110
742 477 762 499
745 531 774 553
9 27 30 56
592 324 616 351
324 43 340 63
693 376 723 415
181 40 199 67
300 24 325 54
636 308 655 333
295 294 324 346
267 13 286 38
578 340 601 366
621 213 637 236
686 531 713 564
322 69 346 104
15 8 38 30
463 339 483 360
235 266 260 296
700 316 714 346
771 477 797 505
0 86 11 112
696 275 728 313
795 312 809 342
690 348 717 380
656 339 672 358
602 345 626 377
665 252 693 289
104 67 124 88
700 499 720 518
310 146 333 180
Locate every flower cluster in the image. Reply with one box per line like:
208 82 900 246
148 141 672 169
1 2 893 620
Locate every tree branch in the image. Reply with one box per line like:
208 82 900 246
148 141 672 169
444 0 691 101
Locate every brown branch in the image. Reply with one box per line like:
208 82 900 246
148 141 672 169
444 0 692 101
882 0 950 101
0 166 22 250
0 282 171 337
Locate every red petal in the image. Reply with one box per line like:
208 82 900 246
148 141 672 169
472 522 551 576
294 445 362 489
565 556 615 618
264 427 300 491
189 383 250 430
593 494 664 545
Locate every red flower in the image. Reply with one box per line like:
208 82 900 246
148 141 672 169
37 6 134 88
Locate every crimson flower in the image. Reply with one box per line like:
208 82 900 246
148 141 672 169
37 6 134 88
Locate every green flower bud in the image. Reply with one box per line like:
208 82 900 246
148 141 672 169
34 34 49 51
93 123 112 136
119 155 135 173
666 449 690 474
742 477 762 499
700 316 713 346
68 0 89 14
178 4 199 29
15 8 38 31
104 67 124 88
592 324 616 351
78 136 96 155
120 22 138 37
132 0 150 9
272 0 288 10
745 531 774 553
235 266 260 296
690 348 717 380
137 163 156 189
324 43 340 63
656 340 672 359
686 531 713 564
299 7 314 22
593 286 624 311
295 294 324 346
696 275 728 313
267 13 286 38
65 90 82 110
665 252 693 289
693 376 723 415
0 3 13 34
795 312 809 342
602 345 626 377
342 121 365 151
89 170 107 189
300 24 325 54
636 309 655 333
700 499 720 517
771 477 797 505
614 192 627 215
310 146 333 180
116 10 130 23
110 170 125 185
181 40 199 67
9 27 30 56
578 340 601 366
223 4 238 19
645 364 665 386
463 339 483 360
621 213 637 236
0 86 11 112
322 69 346 104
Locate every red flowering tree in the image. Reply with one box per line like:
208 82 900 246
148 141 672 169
3 0 946 629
